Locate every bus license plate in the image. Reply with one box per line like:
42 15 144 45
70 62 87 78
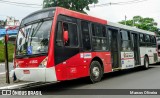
23 70 30 74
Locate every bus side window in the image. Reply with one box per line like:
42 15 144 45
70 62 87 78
63 22 78 47
55 21 78 47
153 36 157 45
145 35 152 47
139 34 145 46
107 29 112 50
120 30 131 51
92 24 107 51
55 22 63 46
81 21 91 51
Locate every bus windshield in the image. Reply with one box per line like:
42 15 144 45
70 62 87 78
15 20 52 58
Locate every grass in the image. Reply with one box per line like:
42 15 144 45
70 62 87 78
0 41 15 62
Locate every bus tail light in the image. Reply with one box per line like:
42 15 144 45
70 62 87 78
39 57 48 68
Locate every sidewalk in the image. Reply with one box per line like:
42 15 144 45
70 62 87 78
0 63 33 89
0 62 14 74
0 73 28 88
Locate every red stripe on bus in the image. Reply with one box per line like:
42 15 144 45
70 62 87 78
121 58 134 60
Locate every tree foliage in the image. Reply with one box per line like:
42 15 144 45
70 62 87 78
0 20 5 28
119 16 160 35
43 0 98 13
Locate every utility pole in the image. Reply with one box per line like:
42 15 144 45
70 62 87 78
125 15 127 25
4 31 10 84
133 18 135 27
4 26 16 84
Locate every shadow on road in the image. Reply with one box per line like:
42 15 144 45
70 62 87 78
21 64 160 94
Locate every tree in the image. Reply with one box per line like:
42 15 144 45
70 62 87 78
43 0 98 13
0 20 5 28
119 16 160 35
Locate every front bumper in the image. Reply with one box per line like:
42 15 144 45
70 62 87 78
14 67 57 82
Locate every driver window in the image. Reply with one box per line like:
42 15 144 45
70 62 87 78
63 22 78 47
56 21 78 47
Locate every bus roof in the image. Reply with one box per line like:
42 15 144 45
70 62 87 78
107 21 155 35
56 7 107 25
23 7 56 20
22 7 107 25
23 7 155 36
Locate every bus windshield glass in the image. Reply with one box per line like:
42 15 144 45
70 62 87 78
15 20 52 58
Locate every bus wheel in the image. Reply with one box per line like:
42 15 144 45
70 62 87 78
143 56 149 69
89 61 103 83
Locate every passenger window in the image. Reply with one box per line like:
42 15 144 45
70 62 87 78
139 34 146 46
81 21 91 50
92 23 107 51
55 21 78 47
140 34 144 42
150 35 156 47
120 30 131 51
55 22 63 46
92 24 106 37
145 35 151 47
63 22 78 47
145 35 150 42
108 30 112 50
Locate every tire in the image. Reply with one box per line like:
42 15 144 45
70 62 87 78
143 56 149 69
89 61 103 83
13 72 17 81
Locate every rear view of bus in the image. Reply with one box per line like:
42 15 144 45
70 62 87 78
14 8 57 82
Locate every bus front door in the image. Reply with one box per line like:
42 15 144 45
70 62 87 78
131 33 140 65
108 28 121 69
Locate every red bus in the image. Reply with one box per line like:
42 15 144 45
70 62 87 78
13 7 158 83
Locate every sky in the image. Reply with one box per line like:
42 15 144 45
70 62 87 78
0 0 159 27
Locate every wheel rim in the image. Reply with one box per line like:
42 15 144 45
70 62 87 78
92 67 100 79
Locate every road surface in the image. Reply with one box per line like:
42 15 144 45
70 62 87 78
1 64 160 98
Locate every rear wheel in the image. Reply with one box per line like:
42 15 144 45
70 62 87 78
89 61 103 83
143 56 149 69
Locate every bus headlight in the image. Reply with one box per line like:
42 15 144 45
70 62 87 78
39 57 48 68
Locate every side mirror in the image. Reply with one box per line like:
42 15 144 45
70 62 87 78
63 30 69 43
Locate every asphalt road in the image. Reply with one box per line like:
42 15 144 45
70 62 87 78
27 64 160 89
1 64 160 98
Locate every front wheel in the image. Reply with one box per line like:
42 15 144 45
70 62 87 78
89 61 103 83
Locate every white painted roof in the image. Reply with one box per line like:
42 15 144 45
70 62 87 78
107 21 155 35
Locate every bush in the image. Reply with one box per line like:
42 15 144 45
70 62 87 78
0 41 15 62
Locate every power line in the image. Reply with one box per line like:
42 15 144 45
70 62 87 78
0 1 42 8
90 0 149 8
112 0 149 5
0 0 42 8
111 0 148 4
0 0 42 6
